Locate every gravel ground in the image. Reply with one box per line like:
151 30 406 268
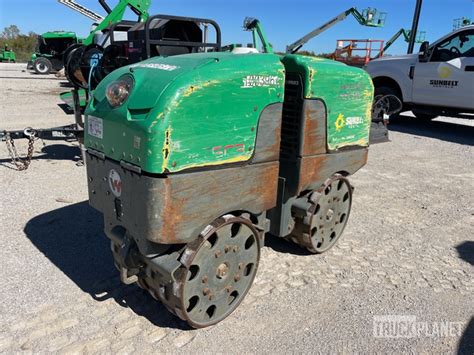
0 63 473 353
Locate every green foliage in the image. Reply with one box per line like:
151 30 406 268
0 25 38 62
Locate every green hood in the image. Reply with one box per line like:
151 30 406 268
92 54 218 111
85 52 285 174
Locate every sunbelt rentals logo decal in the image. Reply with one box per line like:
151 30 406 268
430 64 459 88
335 113 364 132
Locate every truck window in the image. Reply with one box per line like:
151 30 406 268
430 30 474 62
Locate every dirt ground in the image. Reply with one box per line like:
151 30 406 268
0 63 473 353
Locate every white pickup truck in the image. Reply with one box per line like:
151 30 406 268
366 25 474 119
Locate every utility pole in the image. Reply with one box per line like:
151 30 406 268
407 0 423 54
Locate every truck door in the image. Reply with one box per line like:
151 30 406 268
412 29 474 110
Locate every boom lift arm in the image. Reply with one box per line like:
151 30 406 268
375 28 426 59
57 0 104 22
57 0 151 45
243 18 273 53
286 7 386 53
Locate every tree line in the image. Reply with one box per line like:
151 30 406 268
1 25 38 62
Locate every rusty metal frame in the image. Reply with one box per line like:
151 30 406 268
87 155 278 249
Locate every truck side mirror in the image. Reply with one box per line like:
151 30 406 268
418 41 430 62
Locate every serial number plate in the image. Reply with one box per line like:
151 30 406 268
88 116 103 139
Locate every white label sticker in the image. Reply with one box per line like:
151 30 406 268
108 169 122 197
88 116 103 139
241 75 280 88
130 63 180 71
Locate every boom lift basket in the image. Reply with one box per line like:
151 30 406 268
408 30 426 43
453 17 472 30
360 8 387 27
334 39 385 67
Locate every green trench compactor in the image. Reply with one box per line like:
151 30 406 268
85 17 373 327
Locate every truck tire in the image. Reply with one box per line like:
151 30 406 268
34 57 52 75
373 85 402 121
412 110 438 121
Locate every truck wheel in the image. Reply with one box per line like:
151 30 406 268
412 110 438 121
34 57 52 75
374 86 402 120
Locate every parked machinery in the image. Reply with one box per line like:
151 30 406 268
59 0 152 109
58 0 151 47
0 44 16 63
84 17 374 327
0 0 153 170
330 29 427 66
286 7 386 54
64 14 219 90
27 0 109 74
453 17 472 30
60 0 151 86
374 28 426 59
27 31 79 74
332 39 385 67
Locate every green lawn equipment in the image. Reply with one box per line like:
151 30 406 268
0 44 16 63
84 16 376 328
27 31 79 74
